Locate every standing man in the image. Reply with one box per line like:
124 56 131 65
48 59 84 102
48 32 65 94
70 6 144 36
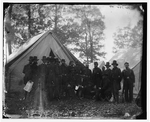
93 62 102 88
111 60 122 103
59 59 68 98
122 62 135 103
67 61 76 99
23 56 33 100
83 64 92 87
92 62 102 100
46 56 56 100
53 57 60 100
37 56 48 108
101 62 112 101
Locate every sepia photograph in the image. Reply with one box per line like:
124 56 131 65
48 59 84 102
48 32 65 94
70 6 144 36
3 2 147 119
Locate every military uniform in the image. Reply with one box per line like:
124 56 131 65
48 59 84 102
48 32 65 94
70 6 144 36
46 57 56 100
92 67 102 88
111 60 122 103
59 60 68 98
122 66 135 102
83 66 92 87
38 62 48 108
53 58 61 100
92 62 102 101
66 61 76 98
101 63 112 101
29 56 39 109
23 56 33 99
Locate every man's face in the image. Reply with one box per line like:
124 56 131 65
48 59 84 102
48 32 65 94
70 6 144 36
94 64 98 68
102 67 105 70
61 61 65 64
125 63 129 68
113 64 117 68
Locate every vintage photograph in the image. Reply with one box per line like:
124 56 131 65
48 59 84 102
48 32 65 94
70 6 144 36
3 3 146 119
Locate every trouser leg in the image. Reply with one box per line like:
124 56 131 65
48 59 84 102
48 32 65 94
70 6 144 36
129 83 133 102
116 90 119 103
125 87 129 102
25 91 28 99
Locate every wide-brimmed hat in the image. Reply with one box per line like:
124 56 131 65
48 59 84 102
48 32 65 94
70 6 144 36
29 56 33 61
105 62 111 67
124 62 129 65
33 56 39 61
111 60 118 66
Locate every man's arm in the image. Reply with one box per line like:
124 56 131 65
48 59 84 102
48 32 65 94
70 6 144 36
131 70 135 87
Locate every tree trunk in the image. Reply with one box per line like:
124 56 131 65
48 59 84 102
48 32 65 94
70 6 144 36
85 31 89 64
28 4 31 38
54 5 58 33
88 21 93 63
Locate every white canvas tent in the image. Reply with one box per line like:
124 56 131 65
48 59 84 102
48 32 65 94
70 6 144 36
109 47 142 96
5 30 83 92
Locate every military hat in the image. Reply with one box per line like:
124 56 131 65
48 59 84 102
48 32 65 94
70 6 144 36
33 56 39 61
29 56 33 61
105 62 111 67
111 60 118 66
124 62 129 65
61 59 65 62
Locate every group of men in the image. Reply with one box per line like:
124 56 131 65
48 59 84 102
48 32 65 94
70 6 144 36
92 60 135 103
23 56 135 104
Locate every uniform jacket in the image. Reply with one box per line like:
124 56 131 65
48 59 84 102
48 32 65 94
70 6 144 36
111 67 122 90
122 68 135 89
92 67 102 87
60 64 68 75
103 68 112 80
23 63 32 84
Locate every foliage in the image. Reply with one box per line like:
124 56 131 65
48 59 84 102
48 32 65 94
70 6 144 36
66 5 106 63
113 20 143 53
5 4 106 62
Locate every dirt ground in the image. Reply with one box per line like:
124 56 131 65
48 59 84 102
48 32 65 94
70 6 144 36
3 92 142 119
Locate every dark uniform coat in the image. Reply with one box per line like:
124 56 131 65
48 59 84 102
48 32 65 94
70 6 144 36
28 62 39 107
111 67 122 102
67 65 76 98
53 63 60 99
59 63 68 97
92 67 102 88
111 67 122 90
46 63 56 100
101 68 112 100
83 68 92 87
23 63 32 84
